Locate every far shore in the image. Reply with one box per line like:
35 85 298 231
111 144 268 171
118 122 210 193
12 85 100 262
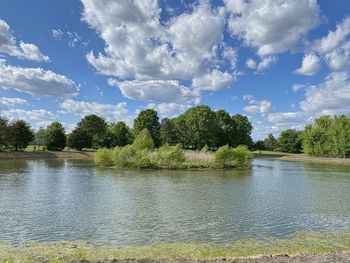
0 150 94 160
1 150 350 166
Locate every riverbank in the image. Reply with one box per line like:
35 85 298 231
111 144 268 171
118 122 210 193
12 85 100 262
279 155 350 165
71 254 350 263
1 232 350 262
0 150 94 160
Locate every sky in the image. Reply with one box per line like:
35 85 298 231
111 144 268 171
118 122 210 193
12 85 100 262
0 0 349 140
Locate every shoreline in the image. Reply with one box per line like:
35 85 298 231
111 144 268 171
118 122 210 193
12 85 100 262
278 155 350 165
70 254 350 263
0 150 94 160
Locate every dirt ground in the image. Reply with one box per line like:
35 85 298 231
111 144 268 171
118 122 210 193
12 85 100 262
71 253 350 263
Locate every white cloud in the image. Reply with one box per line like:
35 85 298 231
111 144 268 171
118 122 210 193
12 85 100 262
60 99 129 123
245 56 278 72
108 78 199 104
1 109 57 122
0 97 27 109
147 102 189 118
295 53 321 76
82 0 226 81
225 0 321 57
292 84 305 92
244 99 272 115
300 71 350 115
243 94 254 101
51 29 63 40
0 19 49 62
192 69 237 92
0 60 79 97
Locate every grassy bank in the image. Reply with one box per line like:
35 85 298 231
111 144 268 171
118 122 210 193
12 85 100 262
1 232 350 262
0 150 94 160
279 155 350 165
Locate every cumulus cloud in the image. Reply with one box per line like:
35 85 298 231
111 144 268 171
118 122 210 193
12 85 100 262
295 53 321 76
225 0 321 57
1 108 57 122
147 102 189 118
244 100 273 115
0 97 27 110
245 56 278 72
60 99 129 123
292 84 305 92
0 19 49 61
0 60 79 97
192 70 237 91
108 78 199 104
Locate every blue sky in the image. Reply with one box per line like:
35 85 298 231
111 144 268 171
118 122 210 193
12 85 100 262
0 0 349 139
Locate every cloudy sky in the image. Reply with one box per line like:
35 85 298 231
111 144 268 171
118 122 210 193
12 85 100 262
0 0 349 139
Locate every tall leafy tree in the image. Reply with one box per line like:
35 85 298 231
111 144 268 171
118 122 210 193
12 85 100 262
160 118 178 145
133 109 161 147
77 115 107 148
231 114 253 147
278 129 303 153
263 134 278 151
0 117 11 150
216 110 236 147
104 121 133 148
67 127 92 150
181 105 219 149
45 122 66 151
8 120 34 151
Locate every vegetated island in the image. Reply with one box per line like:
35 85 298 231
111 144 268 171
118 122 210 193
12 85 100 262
1 232 350 263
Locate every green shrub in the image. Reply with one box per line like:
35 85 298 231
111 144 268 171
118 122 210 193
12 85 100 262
201 144 210 152
154 144 186 169
95 148 114 167
134 149 153 168
132 129 155 150
232 145 253 167
213 145 233 168
113 145 136 168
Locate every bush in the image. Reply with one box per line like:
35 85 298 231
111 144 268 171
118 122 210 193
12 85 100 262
134 149 153 168
213 145 253 168
95 148 114 167
132 129 155 150
154 144 186 169
113 145 136 168
213 145 233 168
232 145 253 167
67 127 92 150
201 144 210 152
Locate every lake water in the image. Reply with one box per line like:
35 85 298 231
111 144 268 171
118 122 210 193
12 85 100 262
0 157 350 246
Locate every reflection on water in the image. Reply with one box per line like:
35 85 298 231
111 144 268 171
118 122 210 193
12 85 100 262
0 158 349 246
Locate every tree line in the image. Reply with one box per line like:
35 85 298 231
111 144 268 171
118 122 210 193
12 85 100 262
0 105 253 152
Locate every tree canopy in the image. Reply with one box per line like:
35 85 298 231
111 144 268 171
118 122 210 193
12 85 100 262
45 122 66 151
133 109 161 147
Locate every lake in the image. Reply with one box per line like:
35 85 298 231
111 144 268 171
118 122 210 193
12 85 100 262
0 157 350 246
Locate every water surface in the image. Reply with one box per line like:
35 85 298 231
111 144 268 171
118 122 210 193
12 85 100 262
0 157 349 246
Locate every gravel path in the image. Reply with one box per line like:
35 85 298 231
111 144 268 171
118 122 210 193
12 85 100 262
71 253 350 263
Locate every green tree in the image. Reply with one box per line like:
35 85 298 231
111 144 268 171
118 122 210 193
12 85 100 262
0 117 11 150
216 110 236 147
8 120 34 151
181 105 219 149
77 115 107 148
263 134 278 151
231 114 253 147
34 127 47 147
160 118 178 146
278 129 303 153
45 122 66 151
132 128 155 150
104 121 133 148
133 109 161 147
67 127 92 150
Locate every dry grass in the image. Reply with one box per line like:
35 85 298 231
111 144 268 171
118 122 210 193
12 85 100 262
184 150 213 163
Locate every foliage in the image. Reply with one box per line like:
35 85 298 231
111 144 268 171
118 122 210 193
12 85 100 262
303 115 350 157
45 122 66 151
104 121 133 148
251 140 266 151
277 129 303 153
263 134 278 151
201 144 210 152
67 127 92 150
132 128 155 151
213 145 253 168
231 114 253 147
160 118 178 145
95 148 114 167
34 127 47 146
133 109 161 147
77 115 107 148
8 120 34 151
0 117 11 150
154 144 186 169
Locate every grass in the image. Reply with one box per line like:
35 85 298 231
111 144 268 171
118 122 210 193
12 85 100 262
252 150 302 157
1 232 350 262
